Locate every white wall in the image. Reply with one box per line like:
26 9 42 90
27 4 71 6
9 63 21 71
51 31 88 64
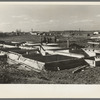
0 50 7 55
3 44 17 48
82 48 96 57
7 52 45 71
95 56 100 61
85 59 95 67
54 52 84 58
42 45 61 50
93 32 99 35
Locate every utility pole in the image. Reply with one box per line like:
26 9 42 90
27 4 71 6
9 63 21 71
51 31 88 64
40 34 42 45
67 37 69 48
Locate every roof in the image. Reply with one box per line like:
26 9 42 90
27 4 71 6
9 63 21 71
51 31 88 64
0 48 20 52
96 53 100 56
85 57 95 60
46 48 69 51
0 48 38 54
88 42 100 44
0 41 5 44
23 54 76 63
70 43 83 48
44 43 58 46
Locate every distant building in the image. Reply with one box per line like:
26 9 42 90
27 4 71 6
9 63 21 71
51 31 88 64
30 32 37 35
93 32 99 35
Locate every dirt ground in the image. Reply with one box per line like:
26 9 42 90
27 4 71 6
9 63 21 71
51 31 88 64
0 60 100 84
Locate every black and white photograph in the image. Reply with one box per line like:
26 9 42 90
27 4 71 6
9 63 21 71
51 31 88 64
0 2 100 84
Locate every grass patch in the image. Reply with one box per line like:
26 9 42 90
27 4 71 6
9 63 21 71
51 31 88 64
0 60 100 84
0 34 41 43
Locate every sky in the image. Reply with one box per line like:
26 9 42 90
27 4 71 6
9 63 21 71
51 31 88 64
1 3 100 32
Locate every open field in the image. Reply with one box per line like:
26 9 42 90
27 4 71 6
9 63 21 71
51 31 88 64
0 34 41 43
0 34 88 48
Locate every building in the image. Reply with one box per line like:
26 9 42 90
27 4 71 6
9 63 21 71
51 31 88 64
0 41 86 72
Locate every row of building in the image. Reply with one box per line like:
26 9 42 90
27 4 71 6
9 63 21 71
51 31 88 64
0 40 87 72
0 31 100 72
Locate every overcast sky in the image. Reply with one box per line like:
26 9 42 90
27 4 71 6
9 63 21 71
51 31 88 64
1 4 100 32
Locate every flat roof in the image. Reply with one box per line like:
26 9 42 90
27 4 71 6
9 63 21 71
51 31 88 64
85 57 95 60
0 48 38 54
46 48 69 51
23 54 77 63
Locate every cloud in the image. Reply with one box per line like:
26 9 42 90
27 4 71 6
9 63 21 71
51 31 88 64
80 19 93 22
49 20 53 23
19 21 29 24
19 19 40 25
31 19 40 22
96 14 100 17
12 15 29 20
40 19 57 25
70 16 78 18
0 22 10 25
72 19 93 23
23 17 29 20
12 15 24 18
